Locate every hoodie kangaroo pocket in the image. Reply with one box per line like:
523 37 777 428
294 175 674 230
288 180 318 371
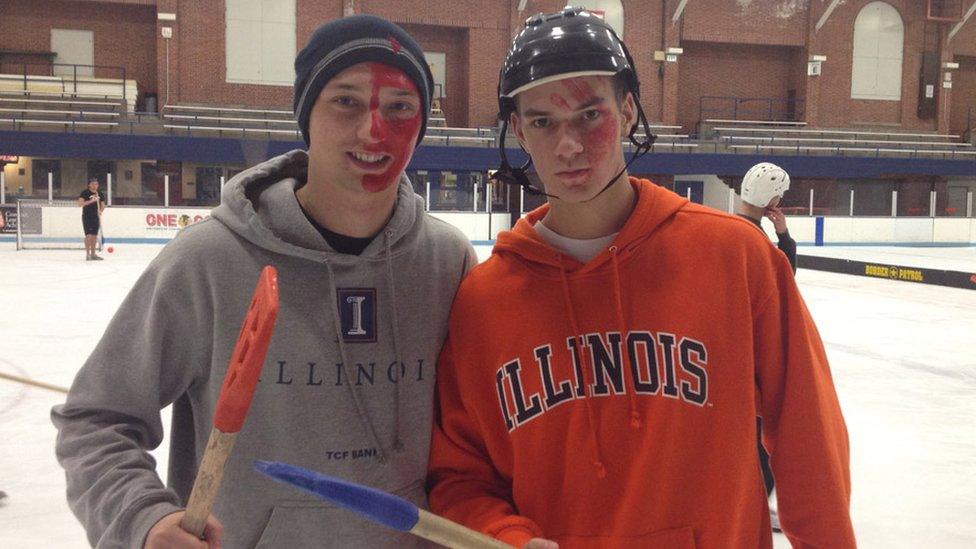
254 479 433 548
554 525 696 549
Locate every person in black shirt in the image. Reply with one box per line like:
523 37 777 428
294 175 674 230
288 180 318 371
77 178 105 260
736 162 796 533
736 162 796 272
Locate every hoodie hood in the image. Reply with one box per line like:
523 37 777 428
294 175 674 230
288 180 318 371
211 149 429 462
493 177 689 275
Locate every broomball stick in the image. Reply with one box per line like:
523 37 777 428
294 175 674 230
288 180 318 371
180 266 280 537
253 460 514 549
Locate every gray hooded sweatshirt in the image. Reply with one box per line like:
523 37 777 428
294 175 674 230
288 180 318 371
52 150 475 548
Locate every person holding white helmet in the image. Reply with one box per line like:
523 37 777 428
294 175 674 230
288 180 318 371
737 162 796 272
737 162 797 533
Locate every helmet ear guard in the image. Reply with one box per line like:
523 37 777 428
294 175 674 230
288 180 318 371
490 98 552 198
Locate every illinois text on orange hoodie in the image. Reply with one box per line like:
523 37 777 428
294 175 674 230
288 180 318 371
428 179 855 548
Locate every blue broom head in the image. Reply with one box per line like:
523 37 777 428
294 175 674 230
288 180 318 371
253 460 420 532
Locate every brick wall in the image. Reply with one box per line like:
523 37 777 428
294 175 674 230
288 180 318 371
162 0 508 123
360 0 509 30
398 24 468 127
363 0 509 126
807 0 934 130
167 0 344 108
58 1 157 5
682 0 808 46
677 42 798 132
155 0 178 107
849 99 903 125
948 56 976 137
466 27 510 126
624 1 663 124
0 0 157 103
948 11 976 57
4 0 967 133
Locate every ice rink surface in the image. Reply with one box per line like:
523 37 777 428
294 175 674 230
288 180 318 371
1 243 974 548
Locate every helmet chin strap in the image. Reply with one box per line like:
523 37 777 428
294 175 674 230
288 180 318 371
490 99 656 202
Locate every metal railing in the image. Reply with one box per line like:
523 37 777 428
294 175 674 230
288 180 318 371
0 61 129 106
5 168 972 219
699 95 806 123
726 141 976 160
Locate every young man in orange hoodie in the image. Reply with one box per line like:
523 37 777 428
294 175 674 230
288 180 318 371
427 7 855 549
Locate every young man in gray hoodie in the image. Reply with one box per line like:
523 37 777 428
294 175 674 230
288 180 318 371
52 15 474 548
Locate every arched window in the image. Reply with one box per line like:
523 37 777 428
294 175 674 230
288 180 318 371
851 2 904 101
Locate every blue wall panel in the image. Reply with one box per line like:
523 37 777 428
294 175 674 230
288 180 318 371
2 130 973 178
0 130 247 164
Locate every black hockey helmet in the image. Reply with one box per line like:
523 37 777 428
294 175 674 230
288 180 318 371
491 6 655 198
498 7 639 117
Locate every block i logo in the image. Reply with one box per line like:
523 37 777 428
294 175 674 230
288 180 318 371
337 288 377 343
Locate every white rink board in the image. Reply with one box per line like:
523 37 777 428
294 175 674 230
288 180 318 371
6 206 975 246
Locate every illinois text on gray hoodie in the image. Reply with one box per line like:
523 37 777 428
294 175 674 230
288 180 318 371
52 149 476 548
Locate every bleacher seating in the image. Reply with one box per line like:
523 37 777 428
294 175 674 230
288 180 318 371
727 144 976 158
0 94 120 112
0 90 122 132
711 120 975 159
161 104 301 138
0 74 136 111
706 118 807 127
1 92 970 162
714 125 960 141
428 99 446 128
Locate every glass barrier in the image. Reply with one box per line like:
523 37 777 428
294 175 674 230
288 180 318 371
3 162 971 219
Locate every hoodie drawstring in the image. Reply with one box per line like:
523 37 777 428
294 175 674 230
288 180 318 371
384 229 405 453
324 260 391 462
610 246 641 429
558 261 607 480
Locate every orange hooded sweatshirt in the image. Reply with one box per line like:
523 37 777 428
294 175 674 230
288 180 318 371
428 178 855 548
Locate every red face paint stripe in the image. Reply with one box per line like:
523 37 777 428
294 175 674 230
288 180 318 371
360 62 421 193
564 78 595 104
550 93 571 111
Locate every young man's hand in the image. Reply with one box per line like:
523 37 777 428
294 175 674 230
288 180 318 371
145 510 223 549
764 206 788 233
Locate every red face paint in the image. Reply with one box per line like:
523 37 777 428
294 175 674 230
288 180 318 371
560 79 618 171
358 62 421 193
549 93 571 111
581 108 618 166
563 78 595 104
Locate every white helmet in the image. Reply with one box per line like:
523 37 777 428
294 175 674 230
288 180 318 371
741 162 790 207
